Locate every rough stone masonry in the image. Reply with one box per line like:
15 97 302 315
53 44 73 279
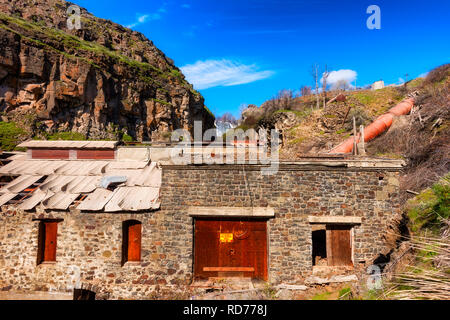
0 160 402 299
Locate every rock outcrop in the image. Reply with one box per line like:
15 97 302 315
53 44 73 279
0 0 214 141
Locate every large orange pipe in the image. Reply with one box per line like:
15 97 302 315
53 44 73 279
329 98 414 154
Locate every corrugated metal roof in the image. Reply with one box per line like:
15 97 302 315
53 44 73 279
76 188 114 211
42 193 80 210
7 153 27 161
64 176 101 193
0 193 17 206
104 187 160 212
106 161 150 170
0 160 66 175
1 175 43 193
19 189 55 210
104 163 161 187
0 158 162 212
39 175 78 192
17 140 118 149
54 161 109 175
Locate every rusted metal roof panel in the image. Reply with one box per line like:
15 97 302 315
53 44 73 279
76 188 114 211
1 175 43 193
104 186 160 212
17 140 118 149
18 189 55 210
42 193 80 210
0 193 17 206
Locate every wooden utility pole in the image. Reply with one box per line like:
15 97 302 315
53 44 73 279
352 116 358 155
311 64 320 110
358 125 366 155
322 65 329 109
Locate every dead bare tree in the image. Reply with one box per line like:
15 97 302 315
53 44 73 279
311 64 320 110
333 79 351 91
275 89 294 110
300 85 312 96
322 65 329 109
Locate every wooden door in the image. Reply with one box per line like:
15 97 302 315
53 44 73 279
194 218 267 280
326 225 352 266
127 222 141 261
43 221 58 262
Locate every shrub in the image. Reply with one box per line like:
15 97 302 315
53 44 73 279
406 175 450 234
0 122 26 151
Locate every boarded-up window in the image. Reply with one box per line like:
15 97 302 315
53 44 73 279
122 220 142 264
326 225 353 266
32 149 70 159
37 221 58 264
77 149 115 160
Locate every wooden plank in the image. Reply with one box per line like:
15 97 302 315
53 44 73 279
194 218 268 280
327 225 352 266
32 149 70 160
127 222 141 262
43 222 58 262
203 267 255 272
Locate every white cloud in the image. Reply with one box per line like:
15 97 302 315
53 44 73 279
322 69 357 88
181 59 274 90
127 11 164 28
418 72 428 78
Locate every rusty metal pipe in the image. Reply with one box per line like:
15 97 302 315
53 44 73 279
329 97 414 154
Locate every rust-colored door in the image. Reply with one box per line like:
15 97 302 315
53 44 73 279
127 222 142 262
43 221 58 262
194 218 267 280
326 225 352 266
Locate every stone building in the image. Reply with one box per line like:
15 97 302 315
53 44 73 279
0 141 403 299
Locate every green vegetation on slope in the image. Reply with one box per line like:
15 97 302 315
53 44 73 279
0 122 27 151
406 174 450 234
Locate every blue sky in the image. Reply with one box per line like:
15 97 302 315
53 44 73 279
72 0 450 118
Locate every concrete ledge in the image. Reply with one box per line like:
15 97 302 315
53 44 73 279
188 206 274 217
308 216 362 224
305 274 358 284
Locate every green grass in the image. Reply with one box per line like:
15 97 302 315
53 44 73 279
354 92 376 105
204 105 215 119
406 174 450 234
311 292 331 300
274 109 311 119
46 131 87 141
0 122 27 151
338 287 352 300
122 133 134 142
152 98 171 106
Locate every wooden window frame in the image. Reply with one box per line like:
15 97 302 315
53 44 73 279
37 220 60 265
122 220 142 265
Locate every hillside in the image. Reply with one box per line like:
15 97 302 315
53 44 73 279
0 0 214 149
239 64 449 196
236 64 449 299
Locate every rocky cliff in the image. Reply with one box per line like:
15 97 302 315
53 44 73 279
0 0 214 142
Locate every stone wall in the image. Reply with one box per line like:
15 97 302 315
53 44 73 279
0 163 402 299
